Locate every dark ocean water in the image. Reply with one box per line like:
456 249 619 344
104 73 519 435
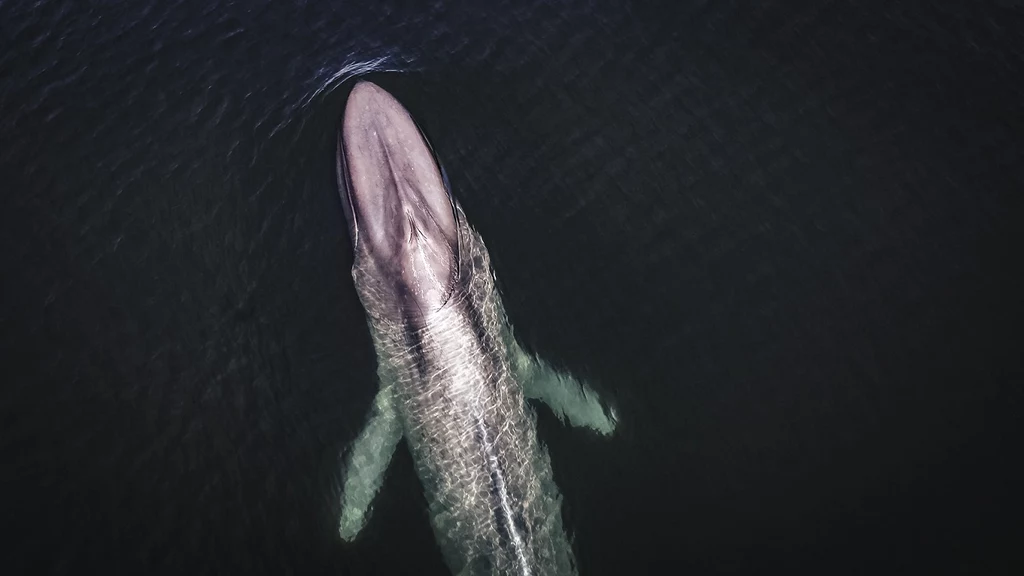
2 1 1022 574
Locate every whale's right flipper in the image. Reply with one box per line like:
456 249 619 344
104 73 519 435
508 338 618 437
338 381 403 541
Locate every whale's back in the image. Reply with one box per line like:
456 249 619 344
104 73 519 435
360 222 576 576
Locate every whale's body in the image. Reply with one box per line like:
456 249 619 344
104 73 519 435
336 82 616 576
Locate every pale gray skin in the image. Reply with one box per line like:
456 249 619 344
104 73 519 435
336 82 617 576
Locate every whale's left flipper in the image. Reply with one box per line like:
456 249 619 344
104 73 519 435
338 381 403 541
508 338 618 436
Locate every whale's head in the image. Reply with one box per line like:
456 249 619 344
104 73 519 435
337 81 461 325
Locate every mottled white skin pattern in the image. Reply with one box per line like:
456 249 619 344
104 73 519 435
339 206 617 576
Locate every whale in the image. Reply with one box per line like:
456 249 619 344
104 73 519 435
335 81 617 576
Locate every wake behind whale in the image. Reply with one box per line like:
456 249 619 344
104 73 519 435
335 81 617 576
